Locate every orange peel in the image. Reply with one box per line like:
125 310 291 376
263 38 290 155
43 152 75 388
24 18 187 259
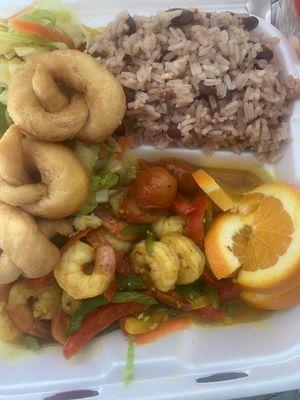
192 169 236 211
204 183 300 294
241 283 300 310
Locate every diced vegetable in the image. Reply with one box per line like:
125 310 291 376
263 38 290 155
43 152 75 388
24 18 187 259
186 196 209 247
24 334 40 350
66 295 107 335
101 229 131 252
116 275 147 291
176 283 201 301
90 172 119 192
198 283 220 309
112 292 156 305
121 224 149 240
109 191 125 217
73 141 100 171
73 215 102 231
124 309 168 335
63 302 148 358
124 335 135 386
135 316 192 345
145 230 156 256
122 155 139 185
95 189 109 204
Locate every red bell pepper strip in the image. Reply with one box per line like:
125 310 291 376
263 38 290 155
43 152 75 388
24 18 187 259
186 196 209 247
63 302 148 358
51 308 70 344
172 196 196 216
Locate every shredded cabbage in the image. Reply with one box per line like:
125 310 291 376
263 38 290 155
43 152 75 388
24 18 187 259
0 58 23 104
73 141 100 171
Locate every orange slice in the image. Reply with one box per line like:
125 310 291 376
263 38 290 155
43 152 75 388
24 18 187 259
241 283 300 310
204 183 300 294
192 169 236 211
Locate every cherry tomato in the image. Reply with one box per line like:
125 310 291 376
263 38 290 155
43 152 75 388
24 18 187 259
172 196 196 215
121 189 164 223
132 166 177 210
155 158 198 196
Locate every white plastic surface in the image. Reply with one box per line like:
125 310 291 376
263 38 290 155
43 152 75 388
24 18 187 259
1 1 300 400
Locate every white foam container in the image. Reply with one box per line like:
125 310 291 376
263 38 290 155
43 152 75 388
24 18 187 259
1 1 300 399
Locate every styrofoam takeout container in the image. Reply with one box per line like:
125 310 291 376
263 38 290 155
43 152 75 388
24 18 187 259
1 1 300 399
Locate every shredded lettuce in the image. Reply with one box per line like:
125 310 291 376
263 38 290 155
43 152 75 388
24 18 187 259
18 9 57 27
73 141 100 171
0 58 23 104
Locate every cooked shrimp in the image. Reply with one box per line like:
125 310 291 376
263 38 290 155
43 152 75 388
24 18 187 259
152 215 186 238
54 241 116 299
161 234 205 285
0 301 21 342
7 281 61 338
130 240 180 292
61 291 82 316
